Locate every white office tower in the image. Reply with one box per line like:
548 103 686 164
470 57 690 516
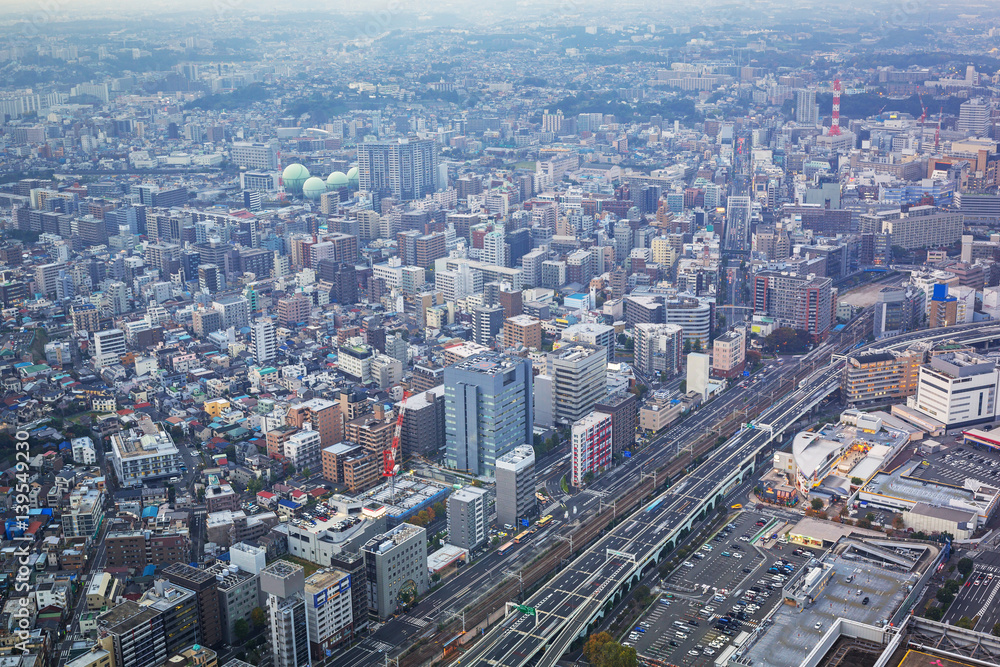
251 317 278 365
911 352 999 428
958 98 990 137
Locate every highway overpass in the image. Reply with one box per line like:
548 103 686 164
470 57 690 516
458 321 1000 667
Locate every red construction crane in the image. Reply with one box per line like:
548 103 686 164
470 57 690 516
384 390 410 498
830 79 842 136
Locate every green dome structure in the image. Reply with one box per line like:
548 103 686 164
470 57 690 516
282 163 310 195
326 171 348 190
347 166 359 188
302 176 326 200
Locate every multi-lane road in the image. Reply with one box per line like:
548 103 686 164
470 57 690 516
456 319 1000 667
456 362 845 667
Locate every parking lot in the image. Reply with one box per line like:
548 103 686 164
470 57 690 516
907 446 1000 489
627 511 821 665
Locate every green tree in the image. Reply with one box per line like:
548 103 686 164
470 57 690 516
993 622 1000 637
300 467 311 478
956 616 974 629
957 558 974 578
936 588 955 606
850 477 863 485
234 618 249 641
925 606 943 621
810 498 824 511
683 339 692 354
583 632 614 665
251 607 266 629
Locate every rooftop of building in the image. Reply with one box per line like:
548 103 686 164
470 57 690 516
261 559 303 579
365 522 424 553
450 351 523 375
98 601 159 634
741 549 916 667
289 397 337 412
353 476 450 519
110 418 178 459
303 567 350 591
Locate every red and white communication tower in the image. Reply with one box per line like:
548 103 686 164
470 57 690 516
830 79 842 136
384 390 410 499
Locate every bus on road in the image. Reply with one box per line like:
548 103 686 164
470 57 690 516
514 530 531 544
498 541 514 556
538 514 553 527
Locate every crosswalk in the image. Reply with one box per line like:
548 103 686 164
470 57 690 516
400 616 429 628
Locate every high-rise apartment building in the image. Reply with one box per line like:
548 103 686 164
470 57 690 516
595 392 639 458
795 88 819 125
303 568 355 659
753 271 833 342
473 304 505 348
712 329 746 379
549 343 607 424
161 563 223 648
571 411 612 486
286 398 343 450
277 295 312 327
251 317 278 365
634 323 684 377
212 295 249 330
495 445 537 529
958 98 990 136
444 353 533 477
561 322 615 362
357 138 437 201
503 314 542 350
261 561 309 667
873 286 925 338
447 486 488 550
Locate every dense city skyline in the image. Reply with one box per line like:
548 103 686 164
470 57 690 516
1 3 1000 667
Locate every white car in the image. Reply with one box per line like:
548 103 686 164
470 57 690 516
733 553 743 559
683 561 695 568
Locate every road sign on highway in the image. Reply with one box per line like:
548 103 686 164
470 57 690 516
515 605 536 616
522 518 529 527
623 451 631 458
743 370 750 377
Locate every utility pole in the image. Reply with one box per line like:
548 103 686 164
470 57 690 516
556 534 574 558
503 568 524 601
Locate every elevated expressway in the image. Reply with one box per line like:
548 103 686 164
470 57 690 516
458 321 1000 667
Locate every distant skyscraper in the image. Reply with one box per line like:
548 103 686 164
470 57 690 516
795 89 819 125
958 98 990 136
444 353 532 477
357 137 437 202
